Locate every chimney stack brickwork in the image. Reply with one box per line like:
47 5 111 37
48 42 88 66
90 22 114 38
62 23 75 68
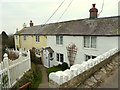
89 4 98 19
30 20 34 27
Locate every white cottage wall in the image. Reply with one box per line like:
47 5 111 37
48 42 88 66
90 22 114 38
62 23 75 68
46 36 118 67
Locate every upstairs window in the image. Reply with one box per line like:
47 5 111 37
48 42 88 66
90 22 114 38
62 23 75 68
36 35 40 42
57 53 64 63
24 35 26 40
85 55 96 61
56 36 63 45
84 36 96 48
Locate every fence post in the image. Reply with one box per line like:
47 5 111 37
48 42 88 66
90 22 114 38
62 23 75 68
28 50 31 70
0 63 1 71
3 53 11 88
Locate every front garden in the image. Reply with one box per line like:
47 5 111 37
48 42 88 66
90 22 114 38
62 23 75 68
46 62 70 80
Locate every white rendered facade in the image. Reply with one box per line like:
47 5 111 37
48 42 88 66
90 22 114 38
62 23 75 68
43 35 119 68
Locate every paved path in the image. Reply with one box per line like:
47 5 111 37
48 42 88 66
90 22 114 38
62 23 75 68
37 64 49 88
98 69 118 88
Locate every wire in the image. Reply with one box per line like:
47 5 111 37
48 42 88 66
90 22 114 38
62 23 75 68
44 0 66 25
58 0 74 21
98 0 104 17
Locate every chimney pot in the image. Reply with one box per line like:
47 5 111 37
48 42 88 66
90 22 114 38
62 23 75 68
23 23 26 28
92 4 96 8
30 20 34 27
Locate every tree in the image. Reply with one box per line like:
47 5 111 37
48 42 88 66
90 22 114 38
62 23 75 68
2 31 8 39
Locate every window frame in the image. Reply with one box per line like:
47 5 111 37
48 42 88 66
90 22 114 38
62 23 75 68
36 35 40 43
36 49 40 56
24 35 26 40
84 36 97 49
56 36 63 45
56 53 64 63
85 54 97 61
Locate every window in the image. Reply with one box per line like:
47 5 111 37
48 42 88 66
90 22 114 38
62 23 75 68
84 36 96 48
24 48 26 51
56 36 63 45
36 49 40 55
85 55 96 61
24 35 26 40
36 36 40 42
56 53 64 63
16 36 18 40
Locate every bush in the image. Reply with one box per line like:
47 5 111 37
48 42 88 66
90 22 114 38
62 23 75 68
30 47 42 64
61 62 70 71
46 62 70 80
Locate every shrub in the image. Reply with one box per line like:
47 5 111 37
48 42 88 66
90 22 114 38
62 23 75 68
61 62 70 71
30 47 42 64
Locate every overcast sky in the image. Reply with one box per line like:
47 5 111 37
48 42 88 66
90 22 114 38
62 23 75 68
0 0 119 35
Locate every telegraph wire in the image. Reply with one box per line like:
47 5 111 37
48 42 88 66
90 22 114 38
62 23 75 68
58 0 74 21
98 0 104 17
44 0 66 25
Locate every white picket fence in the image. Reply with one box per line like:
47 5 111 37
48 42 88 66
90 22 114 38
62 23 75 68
0 49 31 88
49 48 119 85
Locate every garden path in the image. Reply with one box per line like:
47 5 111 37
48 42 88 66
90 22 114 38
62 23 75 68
38 64 49 88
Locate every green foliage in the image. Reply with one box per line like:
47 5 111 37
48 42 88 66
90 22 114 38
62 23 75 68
46 62 69 80
61 62 70 71
30 47 42 64
2 31 8 39
46 66 62 81
0 74 9 89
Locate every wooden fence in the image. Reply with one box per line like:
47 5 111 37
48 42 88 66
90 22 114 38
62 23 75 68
0 49 31 89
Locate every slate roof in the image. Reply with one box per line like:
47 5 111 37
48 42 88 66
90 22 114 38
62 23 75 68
15 16 120 36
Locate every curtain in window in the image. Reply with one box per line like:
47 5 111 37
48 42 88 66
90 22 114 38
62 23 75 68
84 36 90 48
91 36 96 48
60 36 63 44
56 36 59 44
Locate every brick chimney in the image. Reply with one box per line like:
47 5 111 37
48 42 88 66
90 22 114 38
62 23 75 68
89 4 98 19
30 20 34 27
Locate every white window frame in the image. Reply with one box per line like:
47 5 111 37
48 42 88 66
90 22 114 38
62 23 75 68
56 36 63 45
84 36 97 49
85 54 97 61
56 53 64 63
36 49 40 56
36 35 40 42
24 35 26 40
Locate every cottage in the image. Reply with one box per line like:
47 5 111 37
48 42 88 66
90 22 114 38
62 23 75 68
14 4 120 68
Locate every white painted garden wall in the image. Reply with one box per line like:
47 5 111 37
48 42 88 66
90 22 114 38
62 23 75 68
49 48 118 85
0 49 31 89
45 36 118 67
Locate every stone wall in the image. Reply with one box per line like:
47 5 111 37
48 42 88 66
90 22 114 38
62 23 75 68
49 48 119 88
